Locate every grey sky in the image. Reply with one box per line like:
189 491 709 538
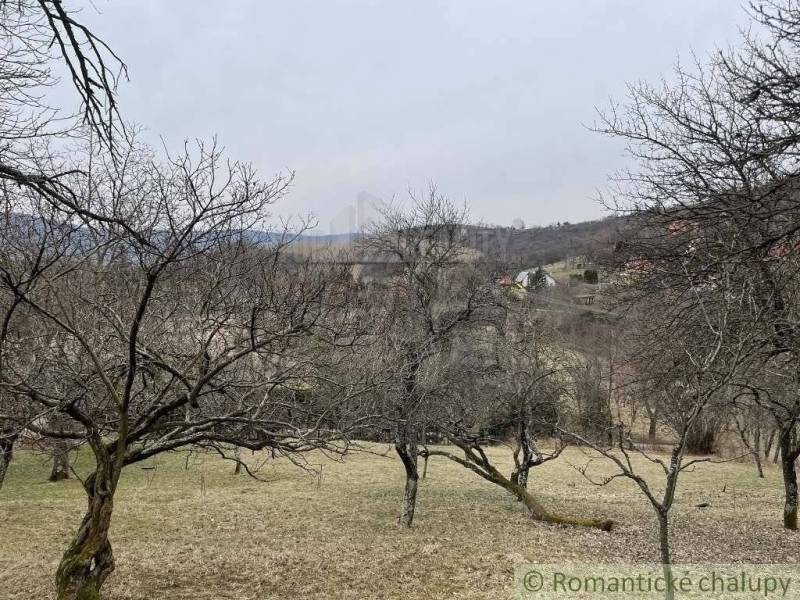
77 1 748 232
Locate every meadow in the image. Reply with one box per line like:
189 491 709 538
0 445 794 599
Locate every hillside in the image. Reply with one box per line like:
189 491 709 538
462 217 620 268
283 217 622 267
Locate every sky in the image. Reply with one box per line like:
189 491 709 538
70 0 749 233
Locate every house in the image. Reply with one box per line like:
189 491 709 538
768 239 800 259
515 269 556 289
495 275 514 287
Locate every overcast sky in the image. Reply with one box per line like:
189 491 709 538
74 1 748 233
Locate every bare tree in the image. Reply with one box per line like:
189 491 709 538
0 134 375 600
566 282 751 600
404 294 612 531
0 0 124 151
360 188 497 527
499 301 566 489
0 179 86 489
595 0 800 530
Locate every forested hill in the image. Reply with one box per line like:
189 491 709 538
463 217 620 268
281 217 623 267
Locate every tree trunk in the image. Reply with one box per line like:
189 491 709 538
505 473 612 531
648 413 658 442
764 428 777 460
55 469 117 600
685 418 717 455
657 510 674 600
512 419 532 490
49 442 71 482
399 464 418 527
0 433 16 490
511 462 531 490
753 428 764 479
736 420 765 479
431 443 613 531
233 446 242 475
395 427 419 528
515 467 529 489
779 432 798 531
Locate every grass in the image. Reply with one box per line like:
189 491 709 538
0 444 796 599
542 260 590 284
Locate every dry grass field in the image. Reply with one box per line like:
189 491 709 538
0 445 796 599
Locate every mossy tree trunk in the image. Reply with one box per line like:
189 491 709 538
427 439 613 531
55 447 122 600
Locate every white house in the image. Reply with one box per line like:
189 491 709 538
514 269 556 289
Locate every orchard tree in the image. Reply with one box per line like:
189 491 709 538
596 0 800 530
360 189 497 527
567 275 754 600
424 304 615 531
0 135 375 600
